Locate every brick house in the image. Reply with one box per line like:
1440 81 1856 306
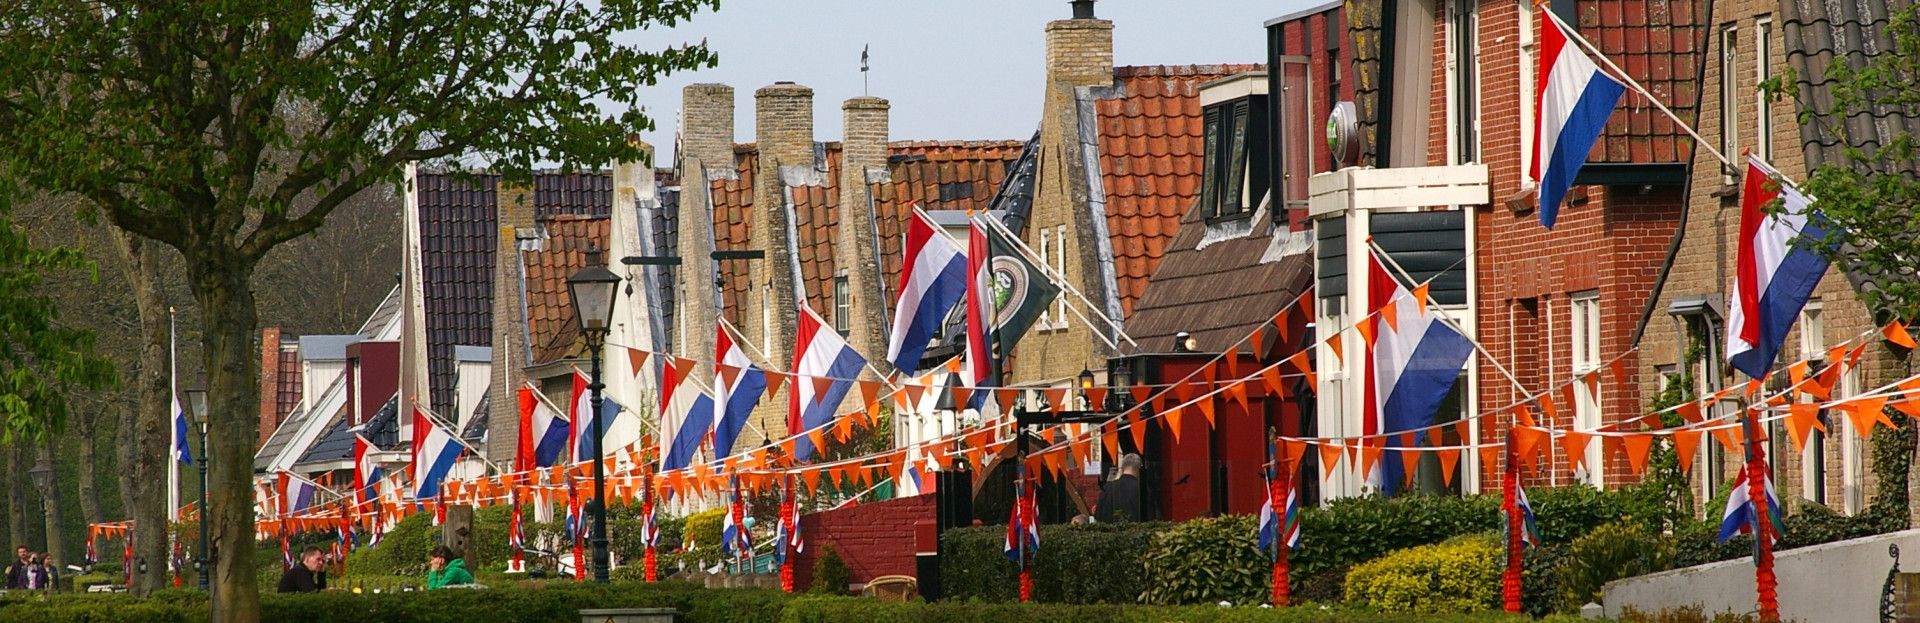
1637 0 1920 518
1282 0 1707 497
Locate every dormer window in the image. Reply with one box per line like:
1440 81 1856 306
1198 73 1270 221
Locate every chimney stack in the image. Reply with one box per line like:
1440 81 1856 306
836 96 891 371
1045 3 1114 90
673 84 734 377
487 179 534 463
745 82 815 371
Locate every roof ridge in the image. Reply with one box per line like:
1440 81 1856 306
1113 63 1266 78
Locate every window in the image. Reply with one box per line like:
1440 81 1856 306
1755 18 1774 162
833 274 850 337
1200 97 1269 220
1799 301 1824 362
760 283 773 355
1719 24 1740 181
1037 227 1053 330
1569 292 1603 486
1052 224 1069 330
1450 3 1480 164
1278 56 1312 214
1840 368 1865 513
1796 300 1828 500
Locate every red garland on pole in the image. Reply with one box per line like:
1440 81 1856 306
1743 412 1781 622
779 476 795 593
642 473 658 583
1501 430 1523 614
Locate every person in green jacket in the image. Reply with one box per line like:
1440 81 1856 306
426 545 474 589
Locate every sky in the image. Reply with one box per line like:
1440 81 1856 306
615 0 1318 154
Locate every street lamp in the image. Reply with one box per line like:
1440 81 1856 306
184 384 211 593
567 246 621 584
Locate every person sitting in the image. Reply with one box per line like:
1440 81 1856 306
425 545 473 590
276 547 328 593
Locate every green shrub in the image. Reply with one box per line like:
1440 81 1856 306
1343 534 1502 614
809 543 852 595
343 512 437 579
1522 542 1569 618
1141 515 1267 606
942 521 1173 604
1558 521 1672 609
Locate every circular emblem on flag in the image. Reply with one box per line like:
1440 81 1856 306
989 256 1028 330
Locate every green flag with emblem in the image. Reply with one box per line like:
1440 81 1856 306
984 221 1062 353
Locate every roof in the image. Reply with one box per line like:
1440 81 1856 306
254 404 308 471
1782 0 1920 170
297 335 359 361
1091 64 1266 317
294 393 400 466
357 285 403 339
413 172 608 413
1128 199 1313 352
454 345 492 363
462 391 490 445
1578 0 1708 163
707 140 1026 325
521 215 613 365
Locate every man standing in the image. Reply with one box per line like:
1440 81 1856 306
4 546 29 589
276 547 328 593
1095 454 1144 522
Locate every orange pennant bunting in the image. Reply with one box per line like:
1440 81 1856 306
1672 430 1702 474
1165 406 1185 443
1885 319 1918 349
1841 396 1893 439
1436 448 1461 488
1785 403 1824 453
627 347 650 377
1379 301 1399 333
1560 431 1592 475
1327 333 1345 364
1412 283 1431 310
1622 434 1654 476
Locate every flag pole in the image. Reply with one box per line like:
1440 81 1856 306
1537 6 1733 168
978 213 1138 348
1364 240 1536 401
168 306 180 524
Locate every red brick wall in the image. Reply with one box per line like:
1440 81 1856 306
258 327 283 449
1460 0 1684 490
792 493 935 591
1277 7 1357 231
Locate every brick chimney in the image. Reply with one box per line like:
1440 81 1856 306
1044 3 1114 94
745 82 814 370
257 326 284 449
836 96 891 373
487 180 535 463
674 84 733 379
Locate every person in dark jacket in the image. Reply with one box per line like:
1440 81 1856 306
1095 453 1144 522
4 546 29 589
276 547 327 593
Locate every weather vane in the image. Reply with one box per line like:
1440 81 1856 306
861 44 870 95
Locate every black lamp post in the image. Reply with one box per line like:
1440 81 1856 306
184 385 211 593
567 247 621 584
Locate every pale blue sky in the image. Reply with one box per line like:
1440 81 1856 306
616 0 1315 153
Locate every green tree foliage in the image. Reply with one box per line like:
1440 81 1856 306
1767 4 1920 318
0 1 716 619
0 219 112 439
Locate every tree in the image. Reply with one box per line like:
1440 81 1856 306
1776 4 1920 320
0 1 715 619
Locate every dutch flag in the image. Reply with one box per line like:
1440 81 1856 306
722 481 752 558
1363 253 1474 495
1531 11 1627 229
659 360 717 472
571 371 627 461
1726 156 1832 380
171 395 192 464
963 218 996 409
713 319 768 459
790 304 866 462
886 206 967 373
517 383 570 470
353 434 382 504
1003 465 1040 566
1718 464 1785 545
411 406 463 500
276 471 316 515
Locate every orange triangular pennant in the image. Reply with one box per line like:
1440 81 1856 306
1250 327 1268 361
858 381 880 413
1316 442 1344 479
627 347 650 377
1127 412 1148 454
1287 351 1317 388
1512 427 1548 470
998 389 1020 414
1885 320 1917 349
1327 333 1345 364
807 428 829 455
1842 396 1893 439
1357 442 1383 480
1785 403 1824 453
949 386 972 412
1355 316 1378 347
1709 426 1742 454
1622 434 1654 476
1436 448 1461 488
1197 398 1217 427
800 469 821 495
1895 379 1920 418
1165 406 1185 443
1672 430 1702 474
1675 401 1703 424
1412 283 1430 310
1560 431 1592 475
1379 301 1400 333
764 371 789 401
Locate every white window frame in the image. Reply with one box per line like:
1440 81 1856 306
833 273 851 337
1798 300 1827 503
1052 224 1069 331
1037 227 1054 331
1448 1 1481 165
1719 24 1740 183
1569 292 1603 486
1755 17 1774 162
1840 368 1866 514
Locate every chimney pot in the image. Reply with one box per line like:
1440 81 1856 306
1071 0 1095 19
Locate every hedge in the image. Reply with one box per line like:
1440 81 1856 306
1344 535 1503 614
941 486 1628 605
0 585 1594 623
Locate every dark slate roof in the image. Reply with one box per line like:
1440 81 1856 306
295 392 401 466
254 404 309 471
651 184 681 353
415 172 610 414
986 133 1041 232
358 285 403 338
1128 199 1313 353
1782 0 1920 169
462 391 490 445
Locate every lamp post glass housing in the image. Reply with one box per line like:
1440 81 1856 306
567 248 620 583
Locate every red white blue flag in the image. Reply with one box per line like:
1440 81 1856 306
790 304 865 461
1531 11 1627 228
353 434 382 504
713 319 768 459
410 406 463 500
517 383 569 470
1362 253 1473 495
1003 465 1040 567
887 206 967 373
1726 156 1832 380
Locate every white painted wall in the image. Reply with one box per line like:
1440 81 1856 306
1604 529 1920 622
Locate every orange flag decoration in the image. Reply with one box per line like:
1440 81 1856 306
1435 448 1461 488
1559 431 1592 475
627 347 650 377
1885 319 1917 349
1672 430 1702 474
1326 334 1345 364
1317 442 1345 478
1622 434 1654 476
1841 396 1893 439
1784 403 1825 452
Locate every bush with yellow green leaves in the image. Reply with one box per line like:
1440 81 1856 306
1343 534 1502 614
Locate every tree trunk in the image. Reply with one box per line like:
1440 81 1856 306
115 393 138 526
110 230 172 595
6 443 27 549
33 441 68 568
73 409 106 527
191 256 261 623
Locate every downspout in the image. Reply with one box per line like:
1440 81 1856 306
1375 0 1399 167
